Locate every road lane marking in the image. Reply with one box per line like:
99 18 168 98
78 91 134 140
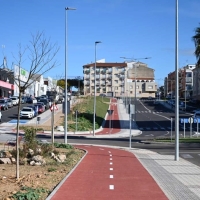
181 154 193 159
110 175 113 178
110 168 113 170
108 151 111 153
110 154 112 157
110 162 113 165
109 185 114 190
110 158 112 160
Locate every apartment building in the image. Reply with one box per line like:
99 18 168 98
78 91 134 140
192 67 200 100
165 64 195 99
83 60 157 98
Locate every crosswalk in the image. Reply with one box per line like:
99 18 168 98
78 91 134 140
139 126 200 131
136 110 173 114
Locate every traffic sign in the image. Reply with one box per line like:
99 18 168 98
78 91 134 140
50 104 58 111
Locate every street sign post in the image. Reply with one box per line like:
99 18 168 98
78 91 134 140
188 117 193 138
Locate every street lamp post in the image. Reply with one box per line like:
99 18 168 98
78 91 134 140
93 41 101 136
64 7 76 144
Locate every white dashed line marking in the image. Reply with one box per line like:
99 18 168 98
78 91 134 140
110 168 113 171
99 148 104 150
110 155 112 157
110 175 113 178
110 162 113 165
110 158 112 160
109 185 114 190
108 151 111 153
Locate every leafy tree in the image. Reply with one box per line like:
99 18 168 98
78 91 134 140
192 25 200 66
57 79 66 89
12 31 59 179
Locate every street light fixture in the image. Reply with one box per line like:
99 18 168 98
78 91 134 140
93 41 101 136
64 7 76 144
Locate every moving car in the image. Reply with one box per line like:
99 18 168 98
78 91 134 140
20 107 35 119
7 98 13 108
10 97 19 105
27 105 38 117
0 99 9 110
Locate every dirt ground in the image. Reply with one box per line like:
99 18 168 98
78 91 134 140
0 147 85 200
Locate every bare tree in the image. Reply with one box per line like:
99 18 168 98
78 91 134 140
12 32 59 179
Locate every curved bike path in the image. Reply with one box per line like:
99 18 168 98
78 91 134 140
48 145 167 200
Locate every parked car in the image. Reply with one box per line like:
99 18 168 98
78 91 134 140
10 97 19 105
21 96 28 104
0 99 8 110
7 98 13 108
37 104 45 113
27 105 38 117
26 97 37 104
37 98 50 109
20 107 35 119
34 102 45 110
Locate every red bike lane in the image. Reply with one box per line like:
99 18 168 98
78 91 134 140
49 145 167 200
96 98 121 135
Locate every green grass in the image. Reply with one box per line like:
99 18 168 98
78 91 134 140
154 138 200 143
66 96 110 131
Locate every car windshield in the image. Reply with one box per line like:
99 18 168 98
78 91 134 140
22 108 32 112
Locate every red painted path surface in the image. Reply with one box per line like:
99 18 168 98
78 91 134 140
96 98 121 135
50 145 167 200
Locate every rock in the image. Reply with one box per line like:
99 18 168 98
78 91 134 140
30 160 35 166
28 149 34 156
58 154 66 162
0 158 11 164
32 155 43 162
35 162 42 166
10 157 16 163
36 148 41 154
56 126 64 131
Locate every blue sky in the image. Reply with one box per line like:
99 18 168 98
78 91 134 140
0 0 199 86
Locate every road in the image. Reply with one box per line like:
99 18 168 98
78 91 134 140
1 98 200 168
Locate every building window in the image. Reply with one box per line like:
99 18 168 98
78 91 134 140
136 86 139 89
148 85 153 89
130 86 133 89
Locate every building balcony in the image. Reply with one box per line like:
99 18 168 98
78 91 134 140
119 75 125 79
186 77 192 83
96 75 100 79
107 69 112 74
107 81 112 86
107 75 112 80
84 69 90 74
101 69 106 74
84 75 90 79
100 81 106 86
96 81 100 86
84 81 90 86
101 75 106 79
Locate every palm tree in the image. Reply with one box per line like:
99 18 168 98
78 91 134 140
192 25 200 66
